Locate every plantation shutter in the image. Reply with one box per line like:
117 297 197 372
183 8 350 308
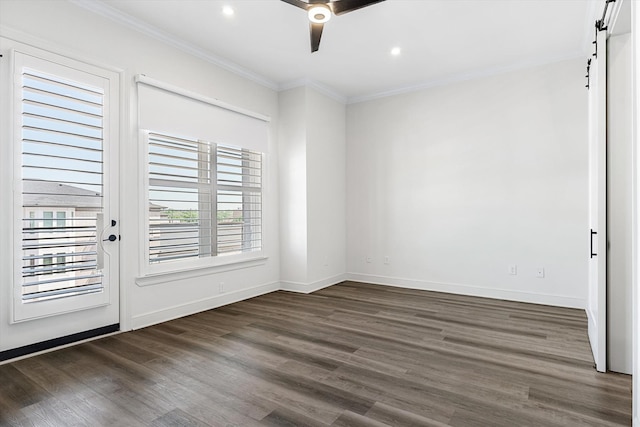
20 67 105 302
216 145 262 255
138 76 267 268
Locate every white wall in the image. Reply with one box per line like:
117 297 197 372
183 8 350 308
278 87 309 284
0 0 281 338
306 89 346 284
279 87 347 291
346 58 589 308
607 33 633 374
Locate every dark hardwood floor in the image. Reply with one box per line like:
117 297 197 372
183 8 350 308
0 281 632 426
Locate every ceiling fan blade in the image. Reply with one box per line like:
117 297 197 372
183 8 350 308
280 0 310 11
330 0 385 16
310 22 324 53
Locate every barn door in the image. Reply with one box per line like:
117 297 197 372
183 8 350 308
587 28 607 373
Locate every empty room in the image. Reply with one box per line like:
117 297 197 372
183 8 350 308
0 0 638 425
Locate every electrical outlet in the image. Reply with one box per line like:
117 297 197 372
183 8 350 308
366 256 372 263
536 268 545 278
384 256 390 265
508 264 517 275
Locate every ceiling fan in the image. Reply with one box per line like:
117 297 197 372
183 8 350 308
281 0 386 53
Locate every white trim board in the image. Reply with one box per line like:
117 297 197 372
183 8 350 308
280 274 347 294
346 273 586 309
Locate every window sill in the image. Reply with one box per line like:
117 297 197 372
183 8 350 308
135 256 268 287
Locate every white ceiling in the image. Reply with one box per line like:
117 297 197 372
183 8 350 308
80 0 599 103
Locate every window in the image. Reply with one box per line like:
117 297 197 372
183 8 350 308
147 133 262 265
137 76 269 273
17 54 109 313
55 211 66 228
56 253 66 269
42 254 53 275
43 211 53 228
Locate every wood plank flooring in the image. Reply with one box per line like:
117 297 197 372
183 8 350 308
0 281 632 426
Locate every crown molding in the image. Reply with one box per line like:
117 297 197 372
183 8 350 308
68 0 279 91
279 78 347 104
606 0 630 35
36 1 595 109
347 50 586 105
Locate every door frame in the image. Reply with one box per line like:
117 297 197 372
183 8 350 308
0 32 129 355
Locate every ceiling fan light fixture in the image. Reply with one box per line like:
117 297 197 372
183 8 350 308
308 5 331 24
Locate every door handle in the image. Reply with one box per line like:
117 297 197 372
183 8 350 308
97 214 118 270
590 229 597 258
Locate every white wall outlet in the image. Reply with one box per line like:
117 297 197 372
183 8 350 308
536 268 545 278
384 256 390 265
219 282 225 293
508 264 517 275
366 256 372 263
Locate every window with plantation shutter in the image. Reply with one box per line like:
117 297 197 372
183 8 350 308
147 133 262 266
138 76 268 273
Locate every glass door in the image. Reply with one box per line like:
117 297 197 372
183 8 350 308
2 48 119 353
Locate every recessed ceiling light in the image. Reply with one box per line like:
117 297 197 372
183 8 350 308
222 5 234 16
391 47 401 56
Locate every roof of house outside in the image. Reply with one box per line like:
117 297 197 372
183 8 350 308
22 181 166 210
23 181 101 208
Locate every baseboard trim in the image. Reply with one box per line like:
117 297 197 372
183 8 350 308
346 273 586 309
280 274 347 294
0 324 119 363
131 281 280 330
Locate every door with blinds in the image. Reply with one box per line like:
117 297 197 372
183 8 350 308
2 49 119 353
